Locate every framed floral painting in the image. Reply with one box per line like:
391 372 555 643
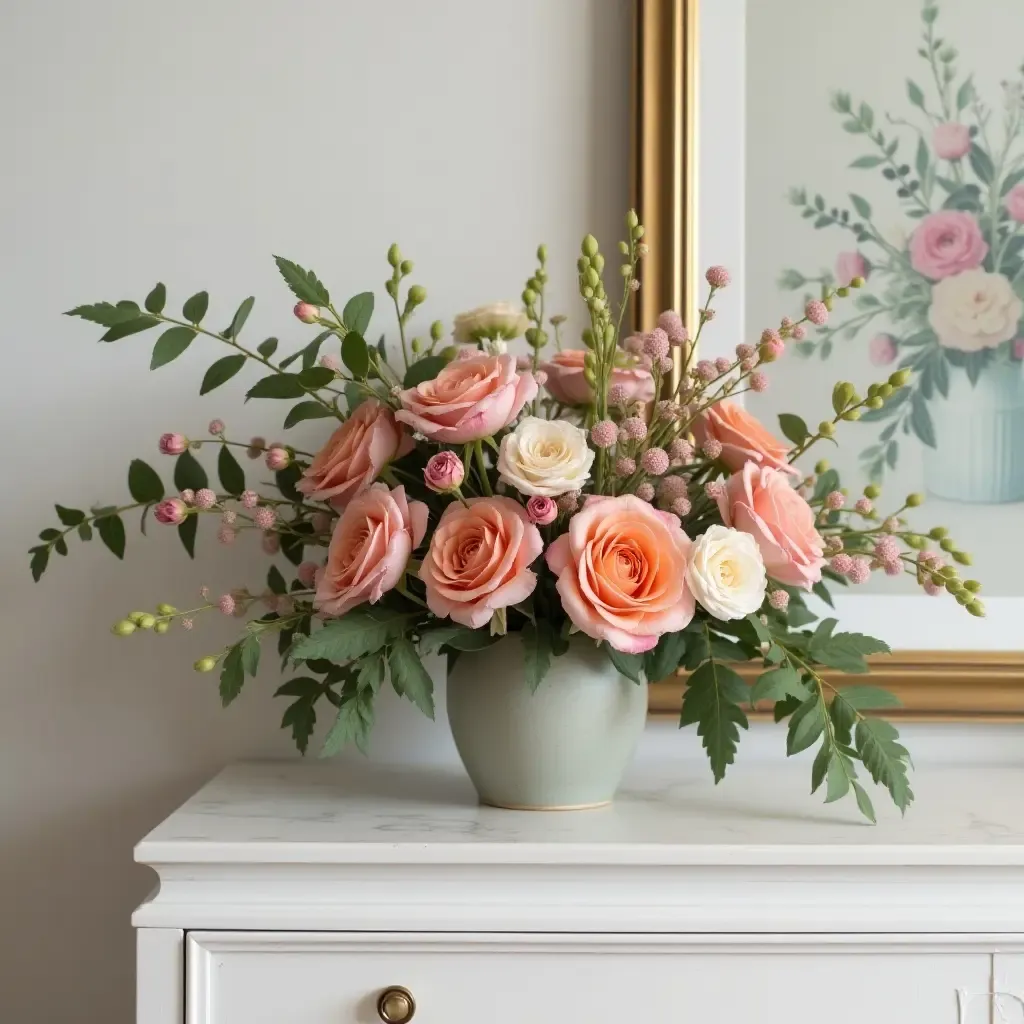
634 0 1024 717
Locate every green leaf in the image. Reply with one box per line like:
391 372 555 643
605 645 645 684
356 653 386 694
849 155 884 169
275 676 320 698
284 400 335 429
811 741 831 794
273 256 330 306
182 291 209 324
101 315 160 342
909 391 937 448
856 717 914 813
247 373 305 400
786 694 825 755
778 413 809 445
680 658 749 782
177 514 197 558
290 611 411 663
241 634 261 678
849 193 872 219
281 696 317 755
225 296 255 339
852 781 877 823
29 546 50 581
812 580 834 608
748 665 807 707
644 631 689 682
968 144 994 185
150 326 196 369
403 354 448 389
342 292 374 335
418 625 466 654
55 505 85 526
321 692 374 756
955 77 974 112
825 751 854 803
267 564 288 595
813 468 840 502
66 300 140 327
173 450 208 492
200 354 247 394
521 620 553 693
915 135 931 185
144 283 167 314
836 685 901 710
298 366 336 390
219 645 245 706
280 330 333 370
341 331 370 379
906 79 926 109
217 445 245 495
96 514 126 559
388 637 435 719
258 337 279 359
437 628 499 652
128 459 165 503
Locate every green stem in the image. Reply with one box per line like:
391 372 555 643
474 440 493 496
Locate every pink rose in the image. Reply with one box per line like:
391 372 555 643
909 211 988 280
1006 184 1024 223
835 251 867 286
869 333 898 365
545 494 695 654
420 496 542 628
716 462 826 590
525 495 557 525
932 122 971 161
296 400 412 507
158 432 187 456
538 349 656 407
423 450 465 493
154 498 187 525
692 400 800 477
396 353 537 444
315 484 428 617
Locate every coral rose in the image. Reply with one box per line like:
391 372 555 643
420 496 542 628
928 268 1023 352
692 400 800 477
932 122 971 160
396 353 537 444
909 211 988 280
315 484 428 617
716 462 825 590
538 349 655 407
545 494 695 654
297 400 412 507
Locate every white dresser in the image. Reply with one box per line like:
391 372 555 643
135 756 1024 1023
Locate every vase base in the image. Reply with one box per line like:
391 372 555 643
479 797 612 812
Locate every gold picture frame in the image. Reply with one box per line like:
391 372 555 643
631 0 1024 720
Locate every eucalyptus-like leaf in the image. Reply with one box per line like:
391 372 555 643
150 326 196 369
200 354 246 395
182 291 209 324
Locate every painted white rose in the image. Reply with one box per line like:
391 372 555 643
685 524 767 621
497 416 595 497
928 268 1023 352
452 302 529 345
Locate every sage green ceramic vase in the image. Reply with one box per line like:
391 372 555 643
446 633 648 810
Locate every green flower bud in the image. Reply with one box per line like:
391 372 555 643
603 324 616 347
582 328 595 349
532 329 549 349
814 460 830 474
864 483 881 499
411 337 423 354
953 550 972 565
937 564 958 579
194 656 218 673
582 285 595 300
582 234 599 257
967 599 986 618
842 408 862 421
620 264 631 276
400 260 414 276
439 345 459 362
963 579 982 593
111 619 137 637
430 320 444 342
407 284 427 306
823 295 834 311
536 244 548 263
618 241 629 255
929 526 948 540
156 603 176 615
955 589 971 605
577 256 589 273
877 383 893 399
850 275 865 288
584 267 599 288
583 367 597 387
523 287 538 305
906 492 924 507
836 286 850 297
385 279 397 298
584 351 597 374
866 396 884 410
818 420 836 437
833 381 856 410
945 578 963 594
889 369 912 387
631 224 645 240
626 209 639 229
154 620 170 635
905 534 925 550
137 614 156 630
524 327 538 347
387 243 401 268
535 269 548 284
867 382 880 398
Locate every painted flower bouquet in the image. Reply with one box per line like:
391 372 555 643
781 0 1024 502
33 210 982 818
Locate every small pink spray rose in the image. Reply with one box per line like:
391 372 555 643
158 433 187 456
525 495 557 526
154 498 187 525
423 450 465 493
932 122 971 161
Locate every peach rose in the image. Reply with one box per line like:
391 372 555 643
419 496 543 628
545 494 695 654
539 349 656 406
692 400 800 476
396 353 537 444
297 400 412 507
315 484 428 617
716 462 825 590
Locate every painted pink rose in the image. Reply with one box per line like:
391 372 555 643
932 122 971 160
396 353 537 444
1006 184 1024 223
835 251 867 286
692 400 800 477
869 333 898 366
545 494 695 654
716 462 825 590
296 400 413 507
315 484 428 617
909 211 988 280
419 496 542 628
538 349 656 406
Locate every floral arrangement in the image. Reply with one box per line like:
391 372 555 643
780 0 1024 485
33 209 984 820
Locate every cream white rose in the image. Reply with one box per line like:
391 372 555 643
452 302 530 345
497 416 595 497
928 269 1023 352
685 525 767 621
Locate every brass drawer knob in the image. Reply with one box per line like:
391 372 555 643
377 986 415 1024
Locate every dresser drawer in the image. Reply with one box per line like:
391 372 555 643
187 932 991 1024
